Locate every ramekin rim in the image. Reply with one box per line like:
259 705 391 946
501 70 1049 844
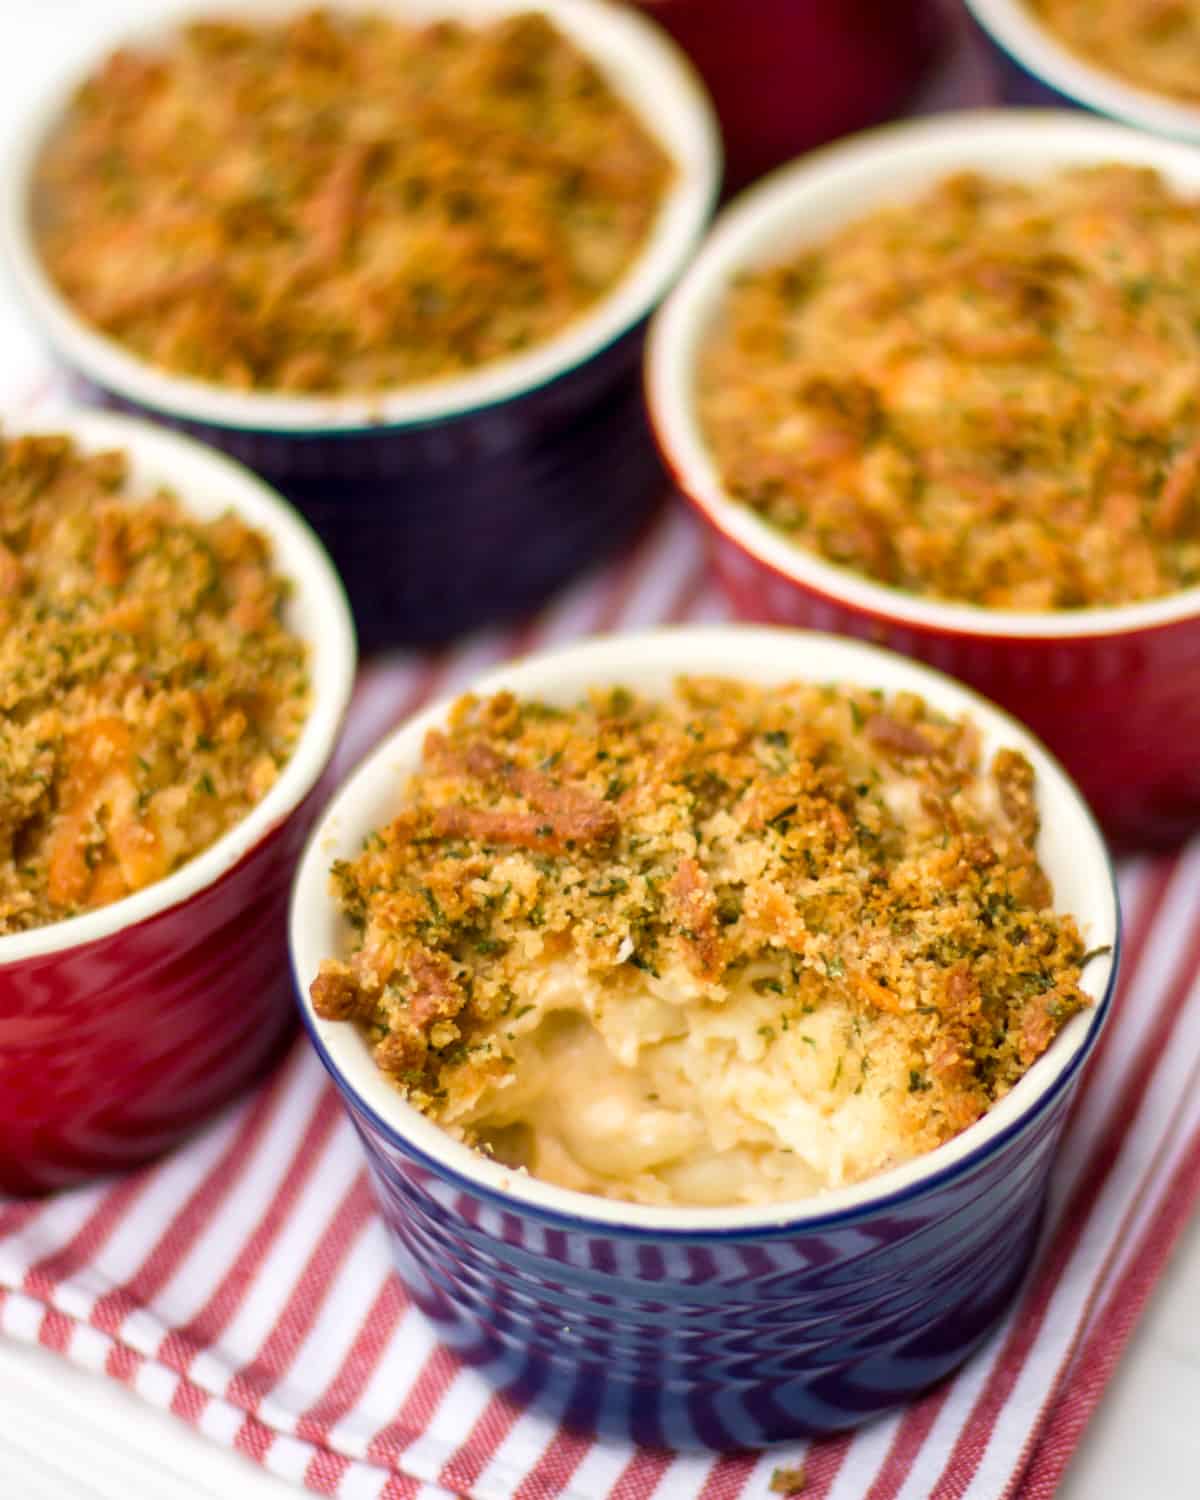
289 623 1120 1236
645 108 1200 643
965 0 1200 139
0 0 721 435
0 407 357 967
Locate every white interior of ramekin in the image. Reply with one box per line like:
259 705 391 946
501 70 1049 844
646 110 1200 643
292 626 1118 1232
0 408 356 966
1 0 720 434
966 0 1200 140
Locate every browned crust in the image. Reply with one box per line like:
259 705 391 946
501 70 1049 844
425 730 619 851
310 962 369 1022
302 142 375 268
993 747 1040 848
35 10 673 394
0 433 309 935
1153 439 1200 539
313 681 1089 1140
699 165 1200 610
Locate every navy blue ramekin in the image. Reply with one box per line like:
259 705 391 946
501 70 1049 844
966 0 1200 137
1 0 721 653
289 627 1121 1448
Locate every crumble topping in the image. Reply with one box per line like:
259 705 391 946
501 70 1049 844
1032 0 1200 103
34 8 673 393
699 165 1200 610
0 434 309 933
312 679 1093 1202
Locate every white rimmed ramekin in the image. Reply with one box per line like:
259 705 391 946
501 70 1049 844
646 110 1200 849
290 624 1119 1446
966 0 1200 139
0 409 355 1194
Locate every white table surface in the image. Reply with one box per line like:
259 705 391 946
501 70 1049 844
0 4 1197 1496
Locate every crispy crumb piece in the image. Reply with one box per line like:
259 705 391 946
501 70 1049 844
769 1465 807 1495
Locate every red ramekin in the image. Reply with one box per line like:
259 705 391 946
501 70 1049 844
631 0 947 190
0 411 356 1194
646 112 1200 850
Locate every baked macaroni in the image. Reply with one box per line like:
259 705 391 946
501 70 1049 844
0 434 309 933
34 9 672 393
699 166 1200 610
311 679 1092 1206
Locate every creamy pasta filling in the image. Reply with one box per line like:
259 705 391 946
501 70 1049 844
449 958 921 1206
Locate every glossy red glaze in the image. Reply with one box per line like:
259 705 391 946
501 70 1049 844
631 0 946 188
0 783 324 1195
692 520 1200 850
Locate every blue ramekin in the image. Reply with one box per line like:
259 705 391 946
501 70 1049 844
289 626 1121 1447
966 0 1200 136
1 0 721 653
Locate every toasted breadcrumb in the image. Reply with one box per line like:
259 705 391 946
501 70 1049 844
0 434 308 932
699 166 1200 609
34 9 672 394
312 680 1090 1202
1033 0 1200 103
769 1467 807 1496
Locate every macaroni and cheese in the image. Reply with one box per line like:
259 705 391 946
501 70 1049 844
0 434 309 933
1032 0 1200 103
33 9 673 393
311 679 1091 1206
699 166 1200 610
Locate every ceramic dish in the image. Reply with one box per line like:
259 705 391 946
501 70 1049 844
630 0 946 189
966 0 1200 137
290 625 1119 1446
1 0 721 650
0 409 355 1195
646 111 1200 849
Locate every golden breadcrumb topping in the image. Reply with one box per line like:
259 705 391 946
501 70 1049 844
1033 0 1200 103
312 679 1094 1198
0 434 309 933
699 166 1200 610
34 8 672 393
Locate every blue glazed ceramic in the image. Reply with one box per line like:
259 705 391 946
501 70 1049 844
966 0 1200 138
1 0 721 653
290 627 1121 1448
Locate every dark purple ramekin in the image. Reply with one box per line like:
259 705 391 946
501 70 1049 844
966 0 1200 136
0 0 721 653
290 627 1121 1447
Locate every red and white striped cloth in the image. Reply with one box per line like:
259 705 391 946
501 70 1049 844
2 502 1200 1500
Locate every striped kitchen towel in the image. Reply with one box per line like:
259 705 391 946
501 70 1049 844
2 504 1200 1500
